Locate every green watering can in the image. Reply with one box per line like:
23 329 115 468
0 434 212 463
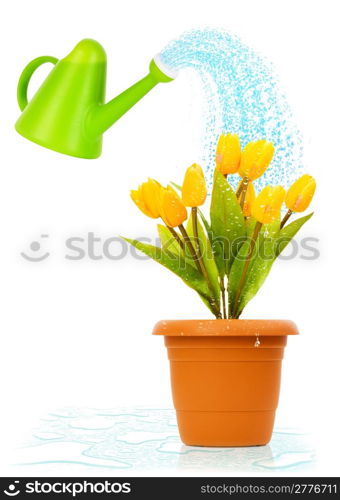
15 39 177 159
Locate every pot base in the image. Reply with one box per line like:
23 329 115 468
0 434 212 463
176 409 275 447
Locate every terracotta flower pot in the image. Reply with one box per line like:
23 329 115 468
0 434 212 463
153 319 298 447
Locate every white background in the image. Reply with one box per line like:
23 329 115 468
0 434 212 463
1 0 339 476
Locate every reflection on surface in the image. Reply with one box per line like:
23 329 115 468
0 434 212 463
14 408 315 473
177 444 273 471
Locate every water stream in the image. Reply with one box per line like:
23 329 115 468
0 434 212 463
160 29 303 189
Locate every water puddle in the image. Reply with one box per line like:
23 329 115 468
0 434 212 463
12 408 315 474
254 451 315 470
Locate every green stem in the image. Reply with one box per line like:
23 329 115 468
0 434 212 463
167 225 185 251
191 207 201 256
232 221 262 318
220 276 227 319
178 224 201 272
280 209 293 229
236 177 247 198
238 176 249 211
194 209 224 320
193 208 222 319
179 223 221 319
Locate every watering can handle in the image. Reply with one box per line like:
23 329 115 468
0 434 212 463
17 56 58 111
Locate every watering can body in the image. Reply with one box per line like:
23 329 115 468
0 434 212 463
15 39 176 159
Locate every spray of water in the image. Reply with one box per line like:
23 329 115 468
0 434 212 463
160 29 303 190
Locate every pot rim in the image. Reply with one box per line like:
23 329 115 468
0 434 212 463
152 319 298 336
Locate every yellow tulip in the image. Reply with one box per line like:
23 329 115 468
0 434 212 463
159 185 187 228
182 163 207 207
215 133 241 175
237 180 256 217
239 140 275 180
251 185 286 224
130 178 161 218
285 174 316 212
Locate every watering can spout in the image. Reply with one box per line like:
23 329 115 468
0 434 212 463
88 54 177 138
15 39 177 159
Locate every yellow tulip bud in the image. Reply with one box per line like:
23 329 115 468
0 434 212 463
130 178 162 219
237 180 256 217
251 185 286 224
159 185 188 228
215 133 241 175
239 140 275 180
182 163 207 207
285 174 316 212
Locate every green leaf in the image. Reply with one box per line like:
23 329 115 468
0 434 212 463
228 213 313 318
227 229 262 316
198 208 214 246
186 213 221 308
227 219 280 317
234 233 278 318
197 292 220 316
210 170 247 277
157 224 182 256
123 237 217 316
245 216 257 236
170 181 182 192
276 212 313 257
157 224 196 272
198 208 211 234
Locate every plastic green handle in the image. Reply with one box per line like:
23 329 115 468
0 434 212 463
17 56 58 111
